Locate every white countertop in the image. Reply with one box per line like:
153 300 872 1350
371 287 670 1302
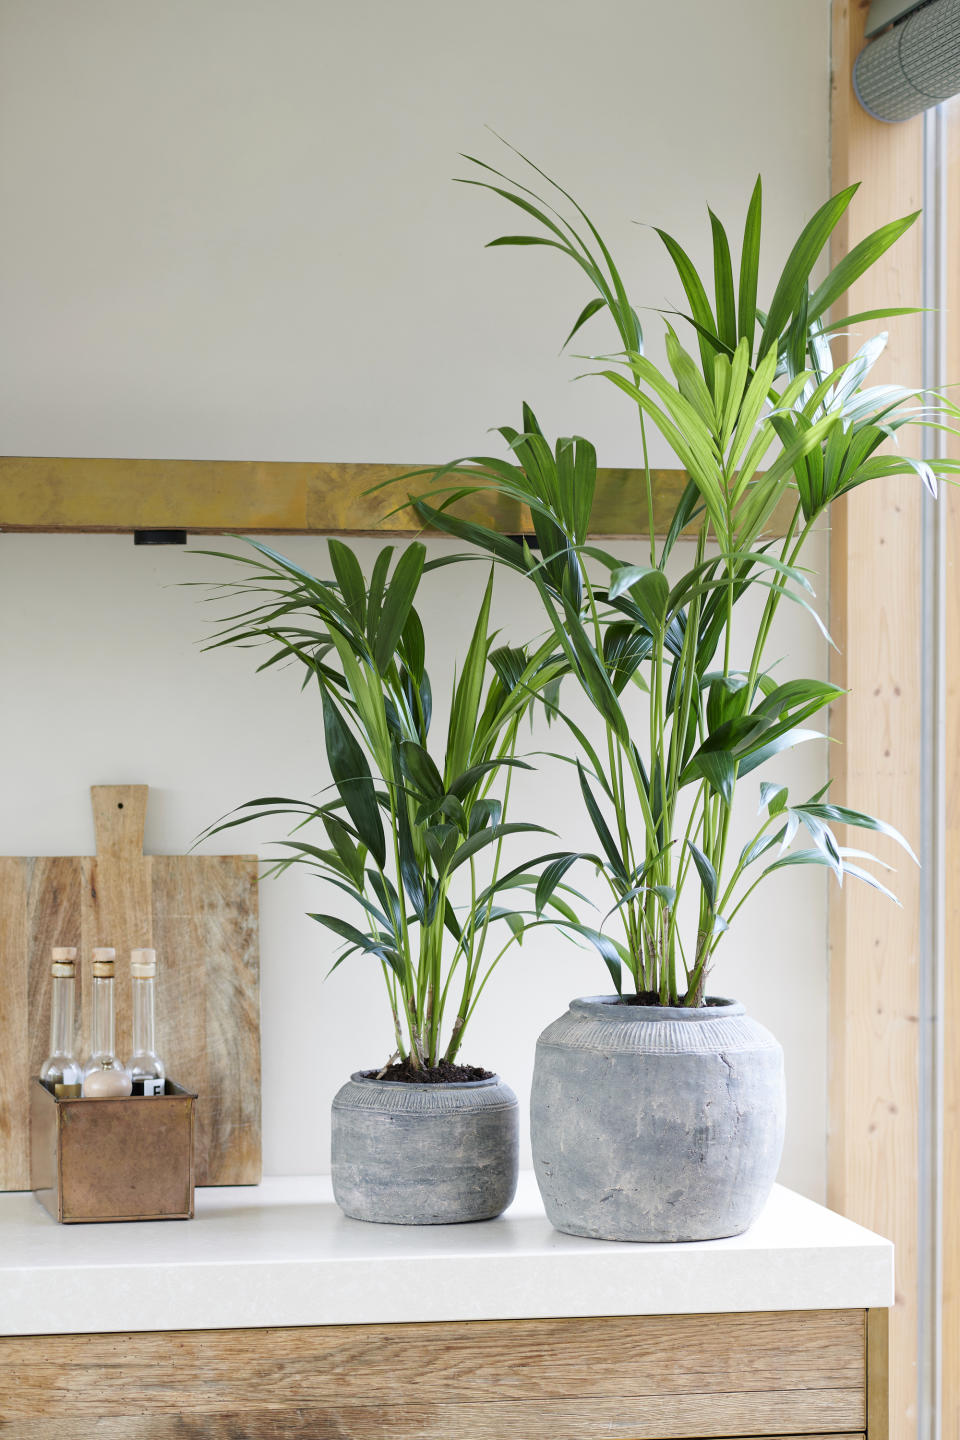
0 1173 893 1337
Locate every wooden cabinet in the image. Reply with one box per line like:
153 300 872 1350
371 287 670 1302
0 1306 887 1439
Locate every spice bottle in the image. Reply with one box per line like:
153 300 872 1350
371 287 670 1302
39 947 82 1098
126 948 166 1096
81 948 132 1098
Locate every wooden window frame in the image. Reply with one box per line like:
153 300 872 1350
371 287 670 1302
829 4 935 1438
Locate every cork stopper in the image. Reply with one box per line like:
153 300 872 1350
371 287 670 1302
91 946 116 978
51 946 77 978
130 947 157 979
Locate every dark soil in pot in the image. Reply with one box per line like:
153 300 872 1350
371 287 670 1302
618 992 731 1007
362 1059 493 1084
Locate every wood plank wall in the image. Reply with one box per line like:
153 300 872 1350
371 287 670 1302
829 5 925 1439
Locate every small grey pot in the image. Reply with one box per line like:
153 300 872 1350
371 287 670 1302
531 995 785 1243
331 1072 519 1225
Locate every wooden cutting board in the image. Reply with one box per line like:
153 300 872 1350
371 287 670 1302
0 784 261 1190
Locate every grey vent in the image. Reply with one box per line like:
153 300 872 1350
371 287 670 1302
854 0 960 121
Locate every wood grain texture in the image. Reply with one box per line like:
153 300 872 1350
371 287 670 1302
0 1311 866 1434
868 1307 890 1440
0 454 795 539
941 90 960 1440
150 856 208 1161
0 857 85 1188
0 1408 869 1440
0 860 29 1187
0 1420 868 1440
0 785 260 1189
151 855 261 1183
82 788 153 1080
0 1310 867 1407
829 7 924 1439
27 858 83 1082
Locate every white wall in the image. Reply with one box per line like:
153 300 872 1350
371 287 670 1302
0 0 832 1196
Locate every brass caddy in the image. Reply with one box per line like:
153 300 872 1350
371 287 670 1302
30 1077 196 1223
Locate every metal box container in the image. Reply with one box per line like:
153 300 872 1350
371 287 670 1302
30 1077 196 1223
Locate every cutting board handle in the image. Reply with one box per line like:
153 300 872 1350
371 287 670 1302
92 785 148 860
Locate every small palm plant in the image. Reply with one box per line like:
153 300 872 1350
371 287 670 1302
392 146 958 1007
197 537 575 1069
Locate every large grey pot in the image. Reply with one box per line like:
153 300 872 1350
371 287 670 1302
531 996 785 1242
331 1072 519 1225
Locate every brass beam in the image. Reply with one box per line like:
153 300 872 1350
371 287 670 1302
0 456 792 538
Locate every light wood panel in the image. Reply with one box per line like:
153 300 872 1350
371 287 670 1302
829 6 925 1439
80 788 153 1089
0 1311 867 1436
867 1308 890 1440
0 861 29 1184
941 90 960 1440
0 1395 868 1440
0 856 83 1183
151 855 261 1181
0 454 795 538
0 1421 869 1440
0 785 260 1190
0 1310 867 1407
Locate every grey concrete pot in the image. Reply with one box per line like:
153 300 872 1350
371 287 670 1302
531 995 785 1242
331 1072 519 1225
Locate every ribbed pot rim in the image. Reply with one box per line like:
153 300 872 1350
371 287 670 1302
348 1070 502 1089
568 994 744 1022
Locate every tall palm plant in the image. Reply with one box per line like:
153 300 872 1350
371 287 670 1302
389 147 958 1006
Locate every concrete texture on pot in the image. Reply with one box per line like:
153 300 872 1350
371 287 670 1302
331 1072 518 1225
531 995 785 1242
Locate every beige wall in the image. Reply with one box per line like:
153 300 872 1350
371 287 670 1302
0 0 832 1192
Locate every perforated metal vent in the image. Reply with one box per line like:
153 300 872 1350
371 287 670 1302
854 0 960 121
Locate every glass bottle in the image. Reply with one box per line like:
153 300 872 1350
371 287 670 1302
81 948 132 1098
39 947 82 1097
126 948 166 1097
